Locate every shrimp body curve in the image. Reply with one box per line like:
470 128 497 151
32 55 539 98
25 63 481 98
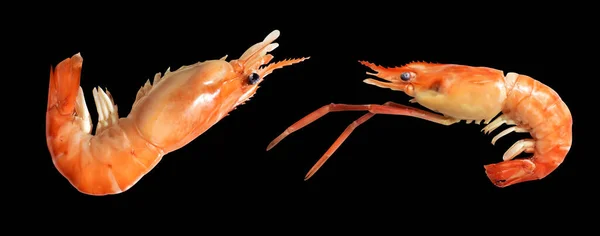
46 30 309 196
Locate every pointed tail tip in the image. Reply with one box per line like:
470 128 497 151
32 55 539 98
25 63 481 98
70 52 84 66
73 52 83 60
48 53 85 114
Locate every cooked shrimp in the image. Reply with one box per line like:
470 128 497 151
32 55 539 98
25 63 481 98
267 60 572 188
46 30 309 196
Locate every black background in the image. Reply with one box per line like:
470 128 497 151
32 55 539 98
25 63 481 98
16 4 594 223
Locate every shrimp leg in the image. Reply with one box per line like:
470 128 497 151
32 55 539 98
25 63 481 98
267 102 460 180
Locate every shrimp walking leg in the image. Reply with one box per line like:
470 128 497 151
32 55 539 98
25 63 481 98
267 102 460 179
304 112 375 180
267 103 459 151
304 101 458 180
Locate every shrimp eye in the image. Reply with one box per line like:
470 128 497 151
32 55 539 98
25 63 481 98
248 73 260 84
400 72 411 81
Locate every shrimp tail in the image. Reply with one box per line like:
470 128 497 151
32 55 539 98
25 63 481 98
484 145 569 187
47 53 83 115
46 53 91 149
484 159 538 187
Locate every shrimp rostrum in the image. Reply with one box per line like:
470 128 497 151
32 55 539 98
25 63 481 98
46 30 309 196
267 60 572 188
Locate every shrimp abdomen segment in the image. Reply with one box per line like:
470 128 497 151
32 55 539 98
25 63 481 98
52 118 163 196
89 119 163 193
502 74 573 152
